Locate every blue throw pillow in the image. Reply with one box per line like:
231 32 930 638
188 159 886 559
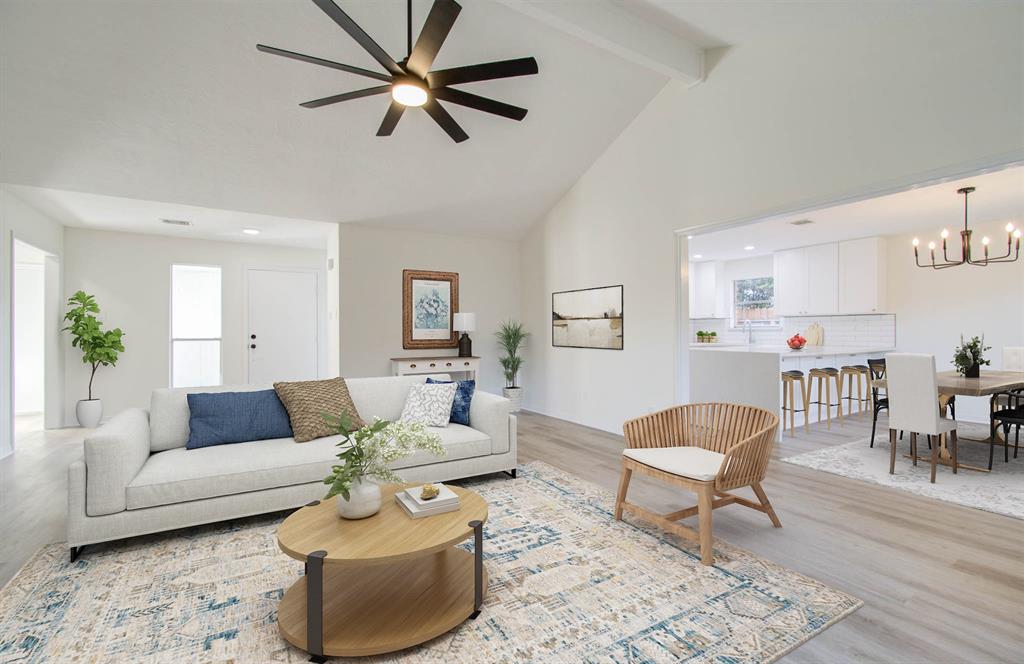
186 390 294 450
426 378 475 426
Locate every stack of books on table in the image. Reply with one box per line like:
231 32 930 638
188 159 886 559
395 484 461 519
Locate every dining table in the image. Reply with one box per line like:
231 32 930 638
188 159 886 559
872 370 1024 473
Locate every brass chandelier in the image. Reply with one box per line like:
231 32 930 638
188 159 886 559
913 186 1021 269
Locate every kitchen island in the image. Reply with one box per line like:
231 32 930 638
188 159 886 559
690 344 895 434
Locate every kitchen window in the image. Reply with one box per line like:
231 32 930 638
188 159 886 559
732 277 780 327
171 264 222 387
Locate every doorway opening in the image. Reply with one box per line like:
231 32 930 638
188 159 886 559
12 240 52 444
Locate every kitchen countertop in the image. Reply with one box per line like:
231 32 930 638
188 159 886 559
690 344 894 355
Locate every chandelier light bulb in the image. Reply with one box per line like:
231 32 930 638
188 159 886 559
981 236 990 246
912 238 919 246
1006 222 1015 233
940 229 949 239
1014 229 1022 239
927 241 936 250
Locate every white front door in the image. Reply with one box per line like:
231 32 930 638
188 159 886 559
247 268 320 385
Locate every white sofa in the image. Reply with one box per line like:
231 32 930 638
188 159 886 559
67 374 516 559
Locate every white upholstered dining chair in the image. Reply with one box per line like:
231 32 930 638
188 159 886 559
885 353 959 482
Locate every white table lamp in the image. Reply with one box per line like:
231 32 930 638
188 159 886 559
453 313 476 357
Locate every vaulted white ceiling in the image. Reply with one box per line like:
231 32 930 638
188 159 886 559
0 0 682 239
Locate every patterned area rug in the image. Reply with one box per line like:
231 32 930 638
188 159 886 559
0 462 860 663
783 435 1024 519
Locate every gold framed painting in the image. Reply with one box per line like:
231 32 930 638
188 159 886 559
402 269 459 349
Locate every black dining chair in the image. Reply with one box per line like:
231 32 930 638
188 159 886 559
991 391 1023 467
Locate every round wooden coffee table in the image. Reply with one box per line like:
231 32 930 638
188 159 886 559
276 484 488 661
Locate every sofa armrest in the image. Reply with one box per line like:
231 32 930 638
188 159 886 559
470 391 512 454
83 408 151 516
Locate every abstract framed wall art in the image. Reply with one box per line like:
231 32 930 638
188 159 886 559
552 285 623 350
402 269 459 349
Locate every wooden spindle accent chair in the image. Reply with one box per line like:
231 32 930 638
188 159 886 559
615 403 781 566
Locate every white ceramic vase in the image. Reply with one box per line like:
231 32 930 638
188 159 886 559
76 399 103 428
336 479 382 519
503 387 522 413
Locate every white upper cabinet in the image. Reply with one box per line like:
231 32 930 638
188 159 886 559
773 244 837 316
838 237 888 313
689 260 725 318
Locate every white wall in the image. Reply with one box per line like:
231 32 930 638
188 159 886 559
887 222 1024 423
13 262 44 413
338 224 520 396
62 228 327 424
0 188 64 455
520 2 1024 433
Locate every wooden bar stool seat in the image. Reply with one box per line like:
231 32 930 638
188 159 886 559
808 367 843 429
840 365 871 417
781 370 809 435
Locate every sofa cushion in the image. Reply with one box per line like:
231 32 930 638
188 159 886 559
427 378 475 426
186 390 293 449
125 425 492 510
150 384 270 452
345 375 441 422
274 377 365 442
401 382 457 427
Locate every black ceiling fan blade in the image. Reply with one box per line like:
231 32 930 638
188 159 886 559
426 57 538 88
256 44 393 82
310 0 403 76
422 98 469 143
406 0 462 78
300 85 392 108
376 101 406 136
433 87 527 121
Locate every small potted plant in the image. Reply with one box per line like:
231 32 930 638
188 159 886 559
952 334 991 378
322 413 445 519
696 330 707 343
709 331 718 344
62 290 125 428
496 320 529 412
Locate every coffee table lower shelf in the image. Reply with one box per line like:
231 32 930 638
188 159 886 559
278 547 488 658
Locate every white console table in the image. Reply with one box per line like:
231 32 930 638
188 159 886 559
391 356 480 381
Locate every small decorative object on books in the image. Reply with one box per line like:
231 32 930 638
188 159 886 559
552 285 623 350
321 413 445 519
952 334 991 378
403 269 459 349
396 483 461 519
420 483 440 500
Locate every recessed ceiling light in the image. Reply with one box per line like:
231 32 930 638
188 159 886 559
693 254 703 259
161 218 192 227
242 229 261 235
744 245 755 251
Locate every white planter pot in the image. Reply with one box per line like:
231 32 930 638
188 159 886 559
336 479 382 520
76 399 103 428
503 387 523 413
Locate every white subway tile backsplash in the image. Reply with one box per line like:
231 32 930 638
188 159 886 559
689 314 896 348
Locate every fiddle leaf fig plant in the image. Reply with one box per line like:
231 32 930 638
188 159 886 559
62 290 125 400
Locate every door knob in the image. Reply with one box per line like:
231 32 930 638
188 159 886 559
250 334 256 340
250 344 256 349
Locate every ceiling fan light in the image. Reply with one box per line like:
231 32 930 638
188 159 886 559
392 82 428 107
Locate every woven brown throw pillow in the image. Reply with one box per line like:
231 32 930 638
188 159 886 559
273 377 365 443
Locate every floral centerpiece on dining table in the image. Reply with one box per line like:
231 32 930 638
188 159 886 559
952 334 991 378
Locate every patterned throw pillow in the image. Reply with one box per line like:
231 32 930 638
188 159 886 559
273 377 365 443
400 382 458 427
426 378 475 426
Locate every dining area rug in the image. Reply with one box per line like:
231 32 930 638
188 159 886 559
0 461 861 663
783 434 1024 519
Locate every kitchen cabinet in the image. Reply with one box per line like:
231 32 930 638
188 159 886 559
688 260 725 319
838 237 887 313
773 244 838 316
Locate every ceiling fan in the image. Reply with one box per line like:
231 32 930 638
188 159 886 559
257 0 539 143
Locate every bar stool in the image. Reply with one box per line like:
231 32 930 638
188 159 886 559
840 365 871 417
808 367 843 429
781 370 809 435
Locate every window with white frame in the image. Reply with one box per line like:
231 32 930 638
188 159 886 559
732 277 780 327
171 265 222 387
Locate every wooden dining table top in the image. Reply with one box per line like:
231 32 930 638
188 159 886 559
872 370 1024 397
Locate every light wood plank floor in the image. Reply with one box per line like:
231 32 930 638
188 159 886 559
519 409 1024 663
2 411 1021 662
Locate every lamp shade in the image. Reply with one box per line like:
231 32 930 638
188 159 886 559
453 312 476 332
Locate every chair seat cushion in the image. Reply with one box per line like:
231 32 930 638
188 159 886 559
126 424 492 510
622 446 725 481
